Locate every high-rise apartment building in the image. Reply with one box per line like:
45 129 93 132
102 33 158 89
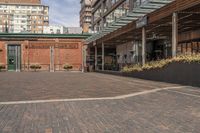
0 0 49 33
80 0 92 33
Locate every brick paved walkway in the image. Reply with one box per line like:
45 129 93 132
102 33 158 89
0 72 175 102
0 72 199 133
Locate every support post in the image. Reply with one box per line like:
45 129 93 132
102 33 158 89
142 27 146 66
129 0 136 11
50 46 55 72
135 41 139 63
101 3 104 29
27 43 30 71
102 42 105 71
172 12 178 58
82 44 86 73
0 47 2 66
95 45 98 71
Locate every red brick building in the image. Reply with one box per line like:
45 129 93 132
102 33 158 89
0 33 90 72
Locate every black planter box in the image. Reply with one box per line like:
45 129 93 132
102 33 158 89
97 62 200 87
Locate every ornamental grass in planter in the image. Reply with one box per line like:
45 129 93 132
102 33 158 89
0 65 5 72
122 54 200 73
63 64 73 71
30 64 42 72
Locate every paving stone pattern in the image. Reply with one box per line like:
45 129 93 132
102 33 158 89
0 72 174 102
0 72 199 133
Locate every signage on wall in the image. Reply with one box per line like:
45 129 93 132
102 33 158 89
136 16 148 28
57 43 79 49
29 43 79 49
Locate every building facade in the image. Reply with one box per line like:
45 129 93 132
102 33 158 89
86 0 200 71
0 33 90 72
0 0 49 33
43 25 83 34
67 27 82 34
80 0 92 33
43 25 68 34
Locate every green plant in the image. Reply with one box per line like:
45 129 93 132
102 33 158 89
123 64 143 72
30 64 42 72
122 54 200 73
0 65 5 72
63 64 73 71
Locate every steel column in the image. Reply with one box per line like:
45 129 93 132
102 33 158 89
172 12 178 57
82 45 87 72
95 45 98 71
102 42 105 71
142 27 146 66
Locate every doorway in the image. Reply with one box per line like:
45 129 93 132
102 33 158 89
7 45 21 72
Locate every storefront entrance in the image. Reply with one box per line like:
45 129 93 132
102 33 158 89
7 45 21 72
146 39 170 61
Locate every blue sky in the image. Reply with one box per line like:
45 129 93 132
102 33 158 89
42 0 80 27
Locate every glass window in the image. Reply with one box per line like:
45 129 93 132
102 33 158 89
94 7 101 22
105 0 129 27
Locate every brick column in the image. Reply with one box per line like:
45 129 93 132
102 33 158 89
50 46 55 72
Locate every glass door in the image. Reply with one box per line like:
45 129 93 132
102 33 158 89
7 45 21 71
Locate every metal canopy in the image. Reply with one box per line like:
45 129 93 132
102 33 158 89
112 23 127 26
132 8 154 14
149 0 172 4
86 0 174 44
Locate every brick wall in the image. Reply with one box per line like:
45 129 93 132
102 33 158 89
0 41 6 65
0 38 83 71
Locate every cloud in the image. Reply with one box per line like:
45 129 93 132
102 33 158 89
42 0 80 27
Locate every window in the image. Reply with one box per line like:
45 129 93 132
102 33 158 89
104 0 129 27
94 7 101 22
56 29 61 34
32 6 37 9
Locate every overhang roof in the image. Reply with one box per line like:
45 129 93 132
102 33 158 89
86 0 175 44
0 33 91 39
101 0 200 45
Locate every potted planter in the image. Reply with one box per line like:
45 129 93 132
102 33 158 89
63 64 73 71
0 65 5 72
30 64 42 72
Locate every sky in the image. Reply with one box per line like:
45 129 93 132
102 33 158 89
42 0 80 27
